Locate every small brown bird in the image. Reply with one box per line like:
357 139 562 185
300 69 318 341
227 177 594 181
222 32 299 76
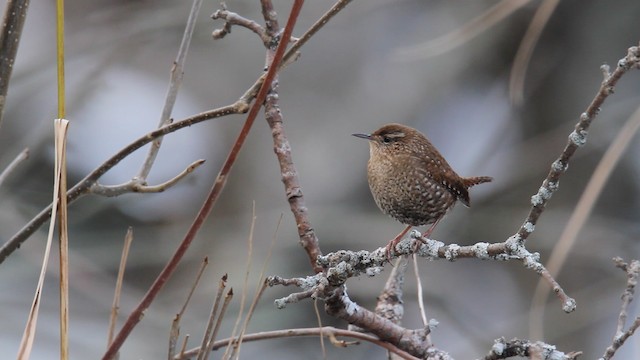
353 123 492 258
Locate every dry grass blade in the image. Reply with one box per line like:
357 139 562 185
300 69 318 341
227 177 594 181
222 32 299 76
231 213 284 359
17 120 69 359
196 275 228 360
178 334 190 359
393 0 530 61
183 257 210 314
137 0 203 180
202 288 234 360
169 258 208 359
223 203 256 360
529 104 640 340
411 255 427 327
108 227 134 347
169 256 209 358
56 119 70 360
314 299 327 359
509 0 560 105
101 2 302 357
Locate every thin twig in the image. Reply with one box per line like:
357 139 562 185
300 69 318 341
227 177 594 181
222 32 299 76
196 275 227 360
168 257 209 360
2 0 352 265
513 44 640 247
211 6 269 45
412 255 428 329
203 288 233 360
0 147 29 188
177 326 420 360
1 103 244 265
600 258 640 360
232 281 269 360
107 227 134 347
178 335 190 359
92 159 205 196
529 104 640 340
0 0 31 128
480 337 580 360
137 0 203 181
222 202 257 360
101 3 303 358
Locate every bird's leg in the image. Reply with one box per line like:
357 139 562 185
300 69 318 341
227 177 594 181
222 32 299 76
385 225 412 260
422 217 442 238
411 217 442 253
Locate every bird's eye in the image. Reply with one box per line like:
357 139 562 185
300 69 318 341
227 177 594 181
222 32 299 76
381 136 392 143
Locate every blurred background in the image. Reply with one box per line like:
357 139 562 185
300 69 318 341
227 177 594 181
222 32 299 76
1 0 639 358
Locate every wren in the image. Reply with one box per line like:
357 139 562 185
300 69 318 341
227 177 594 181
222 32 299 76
353 123 492 258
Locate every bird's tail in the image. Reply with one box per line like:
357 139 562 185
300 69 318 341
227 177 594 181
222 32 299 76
463 176 493 188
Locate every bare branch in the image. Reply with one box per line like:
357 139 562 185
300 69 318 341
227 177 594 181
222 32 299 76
480 337 580 360
211 6 269 45
600 258 640 359
177 326 421 360
107 227 134 347
0 147 29 188
101 2 304 358
91 159 205 196
513 44 640 247
2 0 355 266
375 257 408 325
0 103 244 265
137 0 203 181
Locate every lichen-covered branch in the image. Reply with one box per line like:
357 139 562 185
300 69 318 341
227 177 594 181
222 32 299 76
514 44 640 246
480 337 580 360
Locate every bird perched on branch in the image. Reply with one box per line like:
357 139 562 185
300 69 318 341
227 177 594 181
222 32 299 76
353 123 492 258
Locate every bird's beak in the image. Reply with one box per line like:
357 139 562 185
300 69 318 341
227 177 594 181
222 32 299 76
352 133 372 140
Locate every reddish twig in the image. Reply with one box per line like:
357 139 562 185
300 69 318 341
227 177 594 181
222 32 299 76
101 2 304 358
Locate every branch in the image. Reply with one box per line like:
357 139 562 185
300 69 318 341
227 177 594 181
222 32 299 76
91 159 205 196
324 287 448 359
480 337 580 360
101 2 304 358
0 147 28 188
0 0 30 128
177 326 420 360
2 0 356 266
0 103 244 265
375 257 409 325
513 43 640 247
136 0 202 183
211 5 270 45
310 230 575 312
264 77 322 272
600 258 640 360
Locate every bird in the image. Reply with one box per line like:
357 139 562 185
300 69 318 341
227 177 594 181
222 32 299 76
352 123 492 258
